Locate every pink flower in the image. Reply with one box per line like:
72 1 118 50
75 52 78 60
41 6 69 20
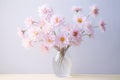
27 27 41 41
40 44 49 53
43 34 55 47
25 17 35 26
55 33 69 48
72 6 82 12
18 4 106 53
84 22 94 38
38 4 53 19
70 27 82 46
17 27 25 39
22 39 33 48
42 22 53 34
38 18 53 34
51 15 65 26
99 20 106 32
28 28 39 36
39 33 55 53
64 25 73 33
39 18 46 27
73 15 85 25
90 5 99 17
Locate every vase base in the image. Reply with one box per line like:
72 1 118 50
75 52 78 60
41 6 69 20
55 74 71 78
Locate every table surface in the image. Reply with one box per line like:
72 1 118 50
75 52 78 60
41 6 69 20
0 74 120 80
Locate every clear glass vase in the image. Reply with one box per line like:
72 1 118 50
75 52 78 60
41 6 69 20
52 50 72 77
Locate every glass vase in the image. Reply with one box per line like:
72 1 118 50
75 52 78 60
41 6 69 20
52 50 72 77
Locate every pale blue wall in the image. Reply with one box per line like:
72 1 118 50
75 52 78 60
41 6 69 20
0 0 120 74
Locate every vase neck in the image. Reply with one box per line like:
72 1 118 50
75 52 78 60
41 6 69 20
57 49 69 57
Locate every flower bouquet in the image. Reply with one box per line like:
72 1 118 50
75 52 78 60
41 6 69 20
18 4 105 77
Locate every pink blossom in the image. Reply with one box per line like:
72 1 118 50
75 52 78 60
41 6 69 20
99 20 106 32
70 27 82 46
64 25 73 33
38 4 53 19
38 19 53 34
17 27 25 39
40 44 49 53
18 4 106 53
84 22 94 38
39 18 46 27
90 5 99 17
73 15 85 25
25 17 35 26
42 22 53 34
39 34 55 53
27 27 41 41
51 15 65 26
28 28 39 36
72 6 82 12
43 34 55 47
22 39 33 48
55 33 69 48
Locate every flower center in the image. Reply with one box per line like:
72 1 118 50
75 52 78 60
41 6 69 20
60 37 65 42
48 38 52 43
73 31 78 37
56 17 59 23
33 31 38 35
77 18 82 23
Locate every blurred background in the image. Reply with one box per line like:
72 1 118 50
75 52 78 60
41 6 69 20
0 0 120 74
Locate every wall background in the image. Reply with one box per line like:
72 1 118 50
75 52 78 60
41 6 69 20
0 0 120 74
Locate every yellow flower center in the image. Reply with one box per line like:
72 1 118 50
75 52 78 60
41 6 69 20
77 18 83 23
48 38 52 43
56 17 59 23
33 31 38 35
60 37 65 42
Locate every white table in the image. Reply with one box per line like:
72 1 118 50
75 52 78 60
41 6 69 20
0 74 120 80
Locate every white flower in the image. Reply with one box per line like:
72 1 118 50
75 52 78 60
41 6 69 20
17 27 25 39
24 17 35 27
55 33 69 48
51 15 65 26
38 4 53 19
27 27 41 41
39 44 50 53
73 15 85 25
22 38 33 48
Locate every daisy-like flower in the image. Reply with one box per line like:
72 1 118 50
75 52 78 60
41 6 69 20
27 27 41 41
70 27 82 46
84 22 94 38
73 15 85 25
42 22 53 34
64 24 73 33
72 6 82 12
44 33 55 47
90 5 99 17
25 17 35 27
18 4 106 53
51 15 65 26
17 27 25 39
22 38 33 48
40 44 50 53
99 20 106 32
38 4 53 19
39 18 47 27
39 33 55 53
55 33 69 48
